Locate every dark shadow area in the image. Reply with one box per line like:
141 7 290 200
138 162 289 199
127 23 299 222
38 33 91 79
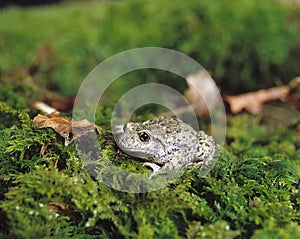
0 0 62 8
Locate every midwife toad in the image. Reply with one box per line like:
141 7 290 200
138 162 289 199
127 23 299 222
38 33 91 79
114 116 215 178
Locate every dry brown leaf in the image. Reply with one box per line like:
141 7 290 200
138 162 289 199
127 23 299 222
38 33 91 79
39 91 75 113
224 86 289 114
184 70 220 117
286 77 300 110
260 104 300 126
50 95 75 112
47 202 67 213
33 112 102 146
46 202 76 218
161 70 220 118
34 95 75 114
33 112 71 137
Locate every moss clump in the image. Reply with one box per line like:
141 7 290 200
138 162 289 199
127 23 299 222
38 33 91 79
0 103 299 238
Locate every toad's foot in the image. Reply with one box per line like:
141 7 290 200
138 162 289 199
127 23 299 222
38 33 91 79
143 161 186 179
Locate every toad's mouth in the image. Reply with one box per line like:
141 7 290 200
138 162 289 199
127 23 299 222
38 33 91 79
120 147 155 160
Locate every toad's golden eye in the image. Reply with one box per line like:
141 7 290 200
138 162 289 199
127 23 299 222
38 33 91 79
138 131 150 142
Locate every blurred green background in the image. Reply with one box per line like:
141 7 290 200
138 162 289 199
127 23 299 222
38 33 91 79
1 0 299 100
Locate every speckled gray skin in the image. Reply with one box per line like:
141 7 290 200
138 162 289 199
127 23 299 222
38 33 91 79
114 116 215 178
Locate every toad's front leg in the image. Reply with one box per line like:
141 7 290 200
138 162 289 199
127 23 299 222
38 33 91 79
143 162 162 179
143 159 185 179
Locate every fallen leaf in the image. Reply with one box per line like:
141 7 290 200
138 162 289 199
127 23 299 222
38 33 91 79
47 202 67 213
184 70 221 116
50 95 75 112
39 91 75 113
46 202 76 218
224 86 289 114
33 112 102 146
286 77 300 110
260 104 300 126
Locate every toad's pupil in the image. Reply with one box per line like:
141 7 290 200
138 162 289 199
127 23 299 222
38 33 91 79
138 132 150 142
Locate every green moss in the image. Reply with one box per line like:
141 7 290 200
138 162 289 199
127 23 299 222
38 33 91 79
251 219 300 239
0 101 299 238
186 221 241 239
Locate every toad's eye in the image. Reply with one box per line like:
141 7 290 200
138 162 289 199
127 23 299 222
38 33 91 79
138 131 150 142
